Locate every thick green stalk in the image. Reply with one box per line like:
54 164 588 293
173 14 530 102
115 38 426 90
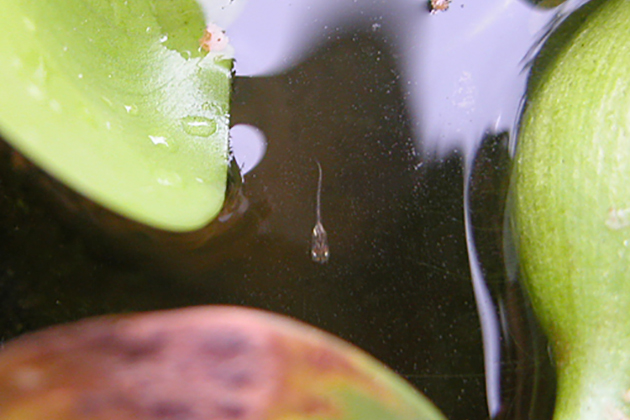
511 0 630 418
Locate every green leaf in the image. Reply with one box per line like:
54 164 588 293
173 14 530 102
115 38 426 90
511 0 630 418
0 306 446 420
0 0 233 232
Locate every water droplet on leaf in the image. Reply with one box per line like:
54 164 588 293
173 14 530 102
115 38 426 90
124 104 138 114
201 101 226 115
180 116 217 137
149 135 169 147
155 169 182 187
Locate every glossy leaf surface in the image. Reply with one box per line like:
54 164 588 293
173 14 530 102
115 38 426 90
0 306 446 420
511 0 630 418
0 0 232 231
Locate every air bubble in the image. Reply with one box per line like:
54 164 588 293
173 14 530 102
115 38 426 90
180 116 217 137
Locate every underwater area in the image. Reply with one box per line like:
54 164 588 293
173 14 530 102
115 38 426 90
0 0 591 419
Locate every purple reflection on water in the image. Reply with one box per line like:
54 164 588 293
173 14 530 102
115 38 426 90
217 0 567 157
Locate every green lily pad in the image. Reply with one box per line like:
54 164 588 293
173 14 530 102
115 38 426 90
0 306 446 420
0 0 233 232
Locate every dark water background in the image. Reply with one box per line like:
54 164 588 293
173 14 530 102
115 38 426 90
0 0 590 418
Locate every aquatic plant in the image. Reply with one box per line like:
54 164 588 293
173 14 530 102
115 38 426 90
511 0 630 418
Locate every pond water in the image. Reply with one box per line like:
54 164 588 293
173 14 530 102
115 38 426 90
0 0 590 419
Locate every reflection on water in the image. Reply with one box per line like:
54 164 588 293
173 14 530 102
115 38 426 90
467 133 556 420
0 0 587 419
225 0 568 155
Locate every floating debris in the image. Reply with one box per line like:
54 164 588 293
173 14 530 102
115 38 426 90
430 0 451 14
200 23 229 52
